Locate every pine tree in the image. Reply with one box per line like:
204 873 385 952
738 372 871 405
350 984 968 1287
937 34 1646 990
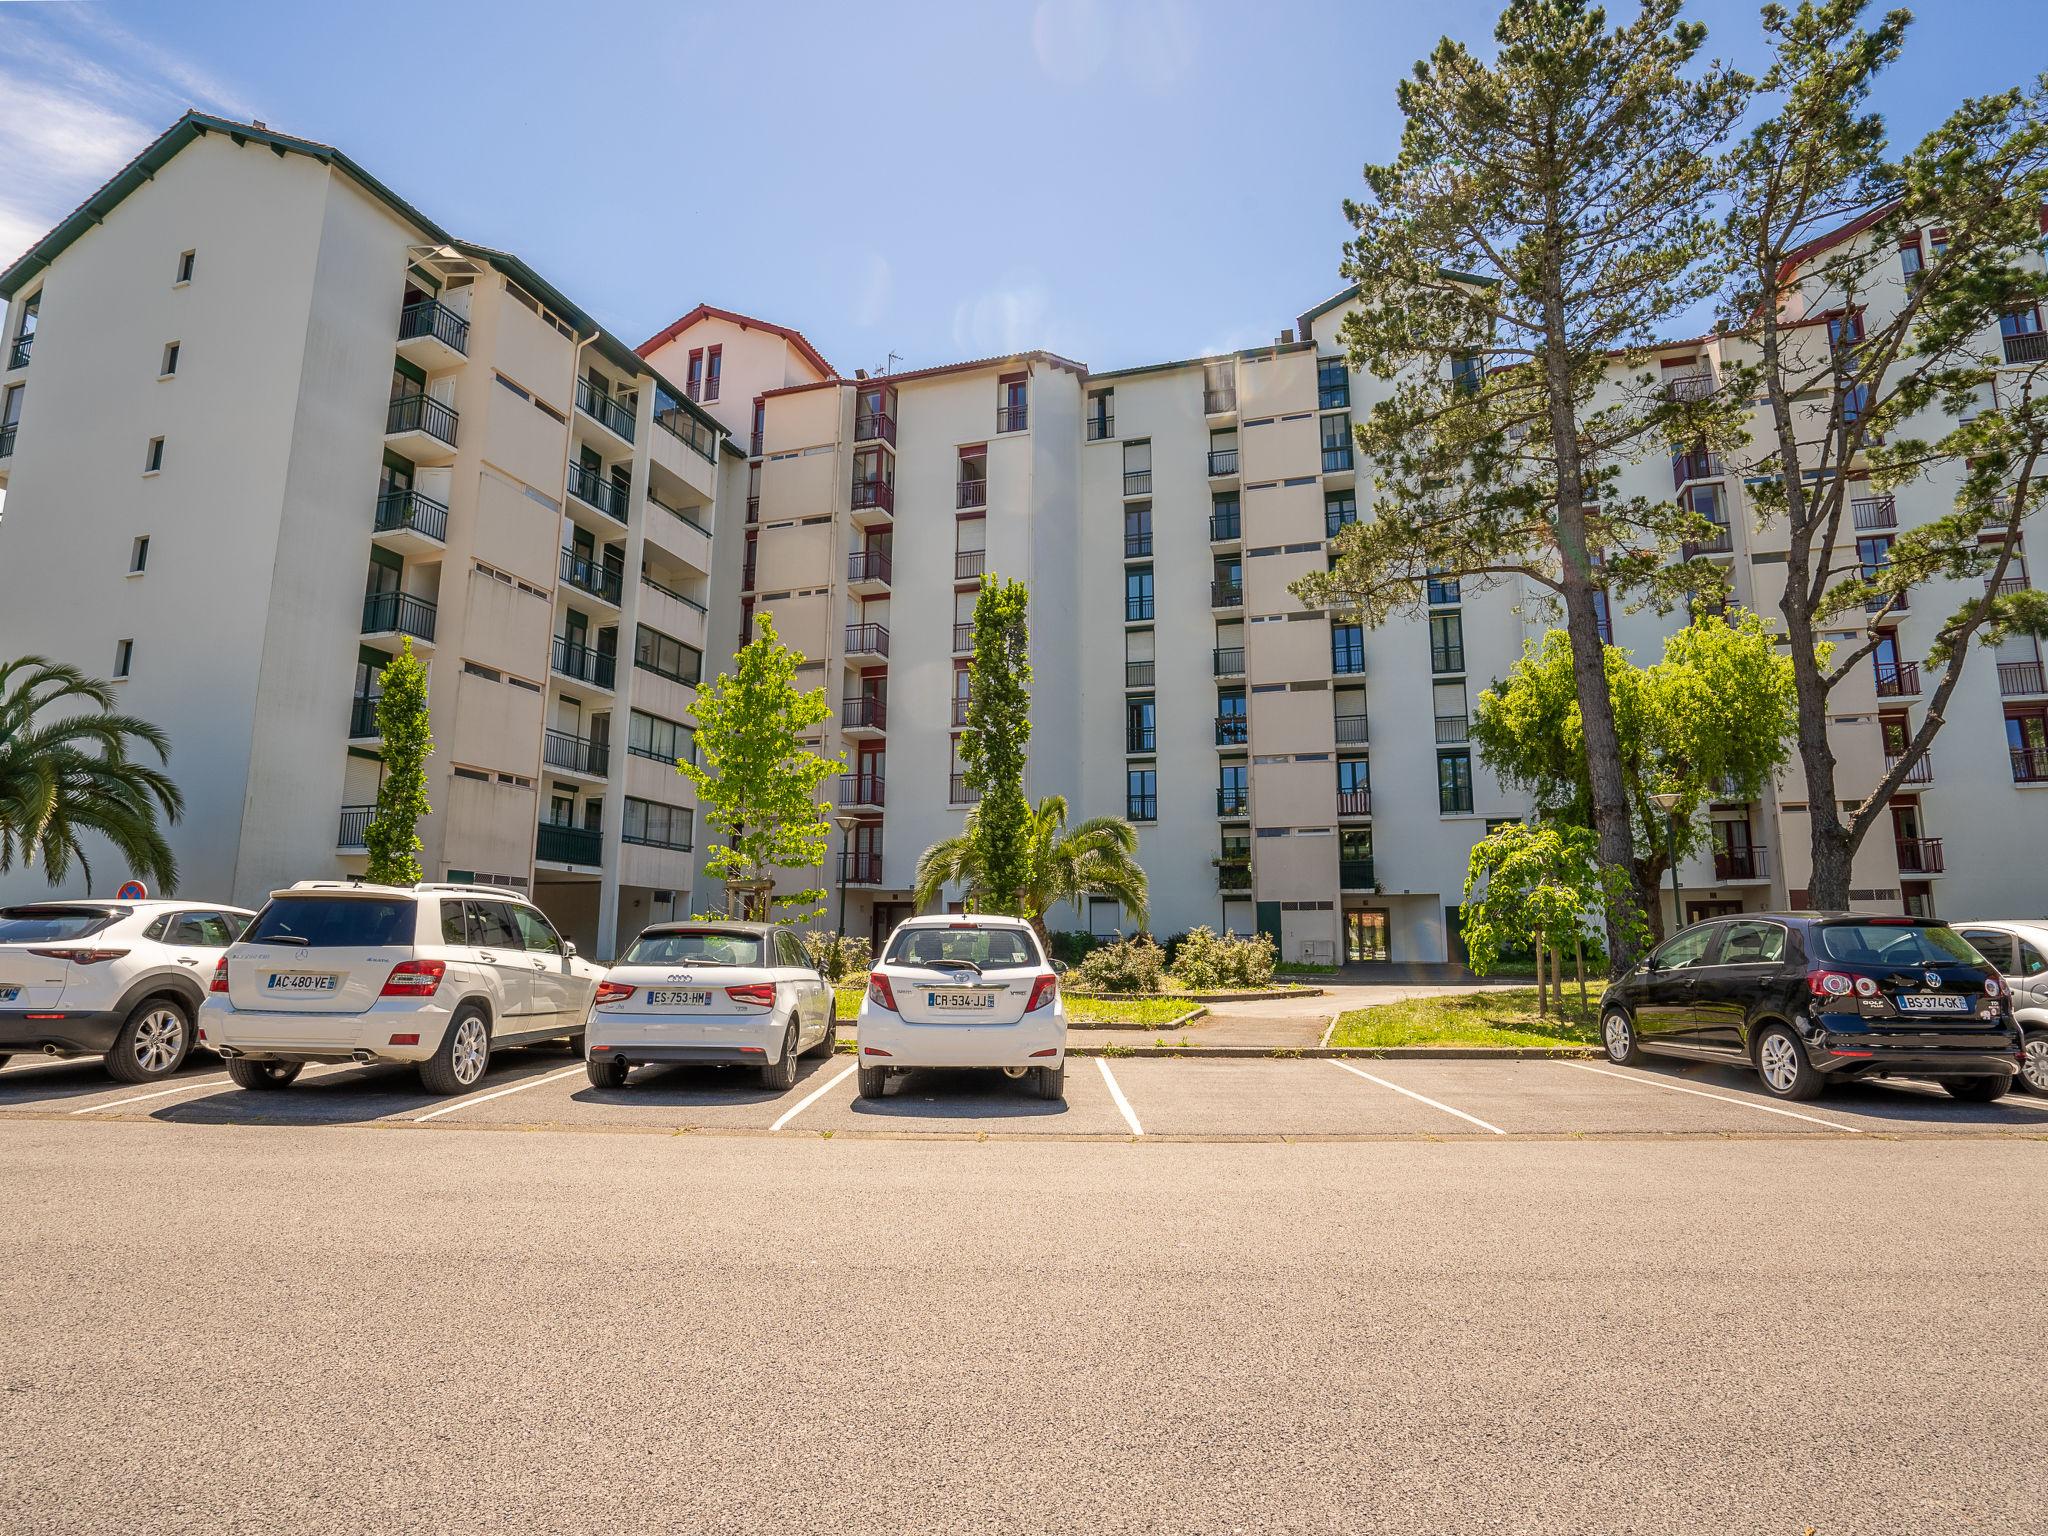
363 638 431 886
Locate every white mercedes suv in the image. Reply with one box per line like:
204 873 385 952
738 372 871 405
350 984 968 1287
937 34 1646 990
0 899 254 1081
857 913 1065 1101
202 882 603 1094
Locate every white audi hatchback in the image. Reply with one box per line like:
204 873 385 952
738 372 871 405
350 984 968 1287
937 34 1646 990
857 913 1065 1101
585 922 835 1089
203 882 603 1094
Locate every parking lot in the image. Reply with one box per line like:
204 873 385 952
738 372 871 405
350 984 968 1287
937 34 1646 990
6 1044 2047 1139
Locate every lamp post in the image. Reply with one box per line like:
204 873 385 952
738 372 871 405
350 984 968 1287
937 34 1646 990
831 810 861 937
1648 791 1684 933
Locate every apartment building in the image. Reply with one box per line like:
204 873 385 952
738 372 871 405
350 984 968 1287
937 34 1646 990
0 114 734 958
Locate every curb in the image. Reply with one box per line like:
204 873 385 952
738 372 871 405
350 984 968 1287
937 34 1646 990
1064 987 1323 1004
1067 1044 1601 1060
1067 1007 1207 1032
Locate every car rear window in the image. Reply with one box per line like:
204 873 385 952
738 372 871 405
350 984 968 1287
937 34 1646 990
245 898 416 949
620 930 766 966
0 906 121 943
886 924 1042 969
1815 923 1985 968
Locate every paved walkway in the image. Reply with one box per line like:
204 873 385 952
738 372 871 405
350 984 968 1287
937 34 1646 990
1088 975 1524 1050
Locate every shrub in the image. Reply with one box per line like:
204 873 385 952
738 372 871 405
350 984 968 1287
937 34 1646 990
1071 934 1166 994
802 929 873 982
1167 925 1276 990
1046 930 1104 966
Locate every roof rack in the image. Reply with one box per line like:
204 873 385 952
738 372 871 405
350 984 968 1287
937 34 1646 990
415 882 536 902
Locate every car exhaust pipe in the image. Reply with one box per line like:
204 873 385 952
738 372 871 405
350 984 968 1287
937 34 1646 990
351 1050 375 1064
1002 1065 1029 1079
215 1045 241 1059
42 1044 62 1056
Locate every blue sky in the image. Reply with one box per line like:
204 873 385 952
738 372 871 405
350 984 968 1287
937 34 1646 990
2 0 2044 375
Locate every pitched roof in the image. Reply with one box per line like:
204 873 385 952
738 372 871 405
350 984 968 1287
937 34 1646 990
1773 202 1904 286
637 304 838 380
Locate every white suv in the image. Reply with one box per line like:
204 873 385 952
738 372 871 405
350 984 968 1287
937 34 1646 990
202 882 604 1094
1953 920 2048 1094
0 899 255 1081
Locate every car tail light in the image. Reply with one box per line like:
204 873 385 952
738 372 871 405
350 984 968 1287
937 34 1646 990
868 973 897 1012
1808 970 1855 998
1030 1047 1058 1058
1027 973 1058 1011
862 1046 892 1056
28 947 128 964
381 959 446 997
210 958 229 994
594 981 635 1005
388 1033 420 1046
1852 975 1879 998
726 983 776 1007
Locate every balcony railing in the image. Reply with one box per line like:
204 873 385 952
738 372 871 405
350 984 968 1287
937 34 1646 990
1334 714 1369 745
1713 845 1770 881
1434 714 1469 744
1339 859 1374 889
397 298 469 355
741 562 756 591
386 392 458 447
854 411 896 447
1215 715 1247 746
958 477 987 509
0 423 14 458
1886 751 1933 785
1127 795 1158 822
1125 531 1153 559
641 572 706 613
1211 580 1243 608
1664 370 1714 401
1322 445 1354 473
1319 375 1350 411
851 478 894 514
952 696 971 727
1671 448 1722 487
362 590 436 642
950 773 978 805
2012 747 2048 784
997 403 1028 433
1122 469 1151 497
1127 596 1156 622
1876 661 1921 697
552 636 616 689
2002 330 2048 365
1218 863 1252 892
839 772 885 808
1337 789 1372 817
1998 660 2046 696
842 695 887 732
576 378 636 442
749 429 764 457
1895 836 1945 874
560 548 623 605
1333 648 1366 676
1125 661 1155 688
1126 725 1156 753
1208 448 1240 477
1217 787 1249 816
337 805 374 850
7 334 30 370
1086 414 1115 441
1987 574 2028 598
537 821 603 867
1431 646 1464 674
846 622 891 657
543 729 610 777
348 694 380 739
849 549 893 587
1204 388 1236 414
745 495 759 524
955 549 986 580
840 849 883 885
567 462 629 522
1685 521 1733 557
1852 495 1897 530
1213 647 1246 678
654 400 718 461
373 487 448 543
952 623 975 652
1210 510 1241 542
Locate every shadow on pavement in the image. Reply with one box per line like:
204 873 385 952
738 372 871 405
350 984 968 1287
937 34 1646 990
1641 1055 2048 1127
851 1067 1068 1119
157 1048 575 1127
569 1057 839 1108
0 1053 219 1109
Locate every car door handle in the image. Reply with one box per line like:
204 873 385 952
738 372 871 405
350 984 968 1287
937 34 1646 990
176 956 199 966
478 950 498 962
530 959 548 970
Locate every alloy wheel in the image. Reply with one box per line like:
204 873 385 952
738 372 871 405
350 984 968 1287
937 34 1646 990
1758 1032 1799 1093
133 1008 184 1074
1602 1014 1631 1059
2024 1036 2048 1093
451 1017 488 1086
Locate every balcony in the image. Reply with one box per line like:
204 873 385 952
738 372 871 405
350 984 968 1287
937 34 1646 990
1685 520 1733 557
854 411 896 447
395 298 469 369
1876 661 1920 697
1339 859 1374 890
1127 795 1158 823
1211 579 1243 609
1204 387 1236 415
950 773 978 806
841 695 887 737
1322 444 1354 474
952 623 975 653
1210 510 1241 543
1664 370 1714 401
0 422 14 458
1086 413 1115 441
1218 862 1252 893
1333 649 1366 677
1713 845 1770 882
851 478 895 523
361 590 436 645
552 636 616 691
1125 661 1154 688
1125 531 1153 559
566 462 629 523
653 400 718 463
537 820 603 868
1213 647 1245 678
646 495 712 575
1215 715 1247 746
952 696 971 727
1127 724 1156 754
846 622 890 660
1122 469 1151 498
741 560 757 591
1895 836 1945 874
1207 448 1240 479
848 549 893 593
559 548 623 606
1335 714 1369 745
1998 660 2046 696
839 772 885 811
2002 330 2048 365
337 805 373 852
371 487 448 555
1886 751 1933 785
745 495 759 524
1434 714 1469 744
1852 495 1897 530
1670 448 1722 488
1431 646 1464 675
1987 574 2028 598
1217 787 1249 817
543 729 610 778
7 333 29 370
1318 373 1350 411
348 694 380 740
576 378 636 444
2012 747 2048 784
749 429 763 457
384 392 458 461
958 477 987 510
996 403 1028 433
841 848 884 886
1337 789 1372 817
956 549 986 581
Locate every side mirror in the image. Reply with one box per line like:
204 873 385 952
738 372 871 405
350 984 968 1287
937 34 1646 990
1052 959 1069 976
563 941 578 958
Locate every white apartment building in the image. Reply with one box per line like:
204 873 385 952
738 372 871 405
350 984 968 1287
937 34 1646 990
0 114 735 958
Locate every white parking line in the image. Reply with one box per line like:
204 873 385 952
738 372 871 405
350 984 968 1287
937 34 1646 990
1326 1059 1505 1135
70 1072 233 1115
1097 1058 1144 1137
770 1062 856 1131
413 1064 585 1123
1561 1061 1864 1132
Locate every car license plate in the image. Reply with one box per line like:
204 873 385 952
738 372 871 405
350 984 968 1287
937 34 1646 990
928 990 996 1011
0 986 18 1003
1896 993 1969 1013
266 973 339 993
647 989 713 1008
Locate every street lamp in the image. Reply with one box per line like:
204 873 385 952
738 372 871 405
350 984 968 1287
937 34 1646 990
1648 791 1684 933
831 810 861 936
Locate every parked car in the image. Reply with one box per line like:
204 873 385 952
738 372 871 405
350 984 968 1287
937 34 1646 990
857 913 1065 1101
0 900 254 1081
202 882 602 1094
1950 919 2048 1095
1600 913 2019 1101
585 921 834 1089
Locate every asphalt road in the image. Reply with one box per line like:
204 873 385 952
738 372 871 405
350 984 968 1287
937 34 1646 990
2 1108 2044 1532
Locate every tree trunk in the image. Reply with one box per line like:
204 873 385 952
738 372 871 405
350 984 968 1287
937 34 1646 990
1535 932 1547 1017
1576 937 1587 1016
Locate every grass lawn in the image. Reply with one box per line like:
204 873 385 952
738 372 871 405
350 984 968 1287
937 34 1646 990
832 983 1194 1027
1327 987 1605 1049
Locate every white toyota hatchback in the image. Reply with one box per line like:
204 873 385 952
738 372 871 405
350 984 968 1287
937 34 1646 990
585 921 835 1089
203 882 603 1094
857 913 1065 1101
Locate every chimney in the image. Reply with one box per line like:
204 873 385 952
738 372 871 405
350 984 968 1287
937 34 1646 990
1279 328 1295 345
854 368 868 379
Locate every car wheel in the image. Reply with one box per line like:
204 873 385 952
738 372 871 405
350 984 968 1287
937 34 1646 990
1031 1063 1066 1102
805 1004 838 1059
1752 1023 1824 1101
1939 1075 2011 1103
586 1054 629 1090
225 1058 302 1091
418 1008 491 1095
2020 1030 2048 1096
1600 1009 1641 1066
760 1021 800 1090
104 996 193 1084
856 1063 889 1099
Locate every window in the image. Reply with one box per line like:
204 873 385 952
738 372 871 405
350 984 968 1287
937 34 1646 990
1212 493 1240 541
1718 920 1786 965
999 372 1028 432
1126 696 1156 753
1425 567 1460 605
143 436 164 473
1332 622 1364 675
1450 351 1482 395
160 341 180 377
1318 356 1349 410
685 348 703 400
622 797 693 851
1324 490 1357 538
1122 438 1151 496
249 896 415 948
1125 566 1154 621
465 900 525 950
1126 766 1157 822
175 249 195 284
1321 413 1353 471
512 906 563 954
1593 588 1613 645
1124 503 1152 559
1337 757 1370 796
1087 389 1114 440
633 625 702 686
1651 924 1721 971
1429 611 1465 673
130 536 149 574
114 639 133 678
1899 237 1924 285
1438 750 1473 814
704 345 722 401
1218 761 1248 814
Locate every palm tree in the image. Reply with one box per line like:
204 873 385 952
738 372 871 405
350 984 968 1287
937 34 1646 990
913 794 1148 941
0 656 184 892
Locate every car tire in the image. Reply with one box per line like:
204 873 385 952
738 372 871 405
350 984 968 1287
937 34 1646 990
586 1054 629 1090
805 1004 838 1059
1031 1063 1065 1102
225 1058 302 1091
856 1062 889 1099
2020 1030 2048 1096
1600 1009 1642 1066
1752 1023 1824 1101
104 996 193 1084
1939 1075 2011 1103
760 1021 800 1090
418 1008 491 1096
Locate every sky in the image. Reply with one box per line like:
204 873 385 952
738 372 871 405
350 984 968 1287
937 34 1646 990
2 0 2046 378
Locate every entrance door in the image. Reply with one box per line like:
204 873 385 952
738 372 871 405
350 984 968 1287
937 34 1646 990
1345 909 1389 963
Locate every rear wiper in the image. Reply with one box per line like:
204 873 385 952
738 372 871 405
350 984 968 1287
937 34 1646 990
265 936 310 947
925 958 983 974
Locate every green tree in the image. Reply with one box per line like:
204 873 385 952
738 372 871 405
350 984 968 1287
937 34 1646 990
1293 0 1748 975
1459 820 1612 1014
0 656 183 891
912 794 1148 946
1472 615 1798 940
1714 1 2048 908
363 638 432 886
678 612 838 920
959 574 1033 914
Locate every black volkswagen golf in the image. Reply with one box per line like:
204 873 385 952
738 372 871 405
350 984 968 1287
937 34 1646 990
1600 913 2022 1102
